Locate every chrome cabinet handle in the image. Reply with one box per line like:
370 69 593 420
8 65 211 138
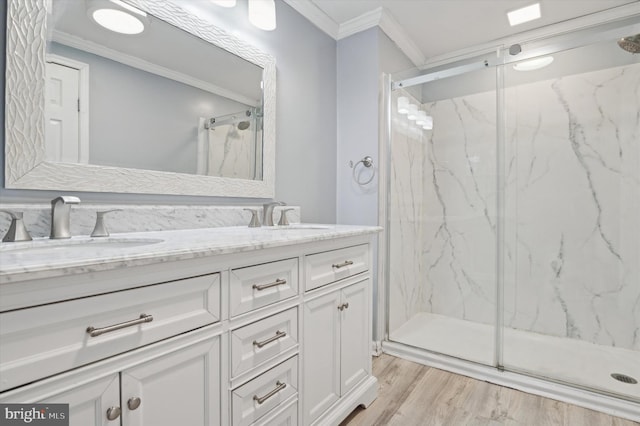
106 406 121 421
127 397 141 411
332 260 354 269
338 303 350 311
253 330 287 348
252 278 286 291
253 381 286 405
87 314 153 337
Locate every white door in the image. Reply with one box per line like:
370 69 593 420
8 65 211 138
45 62 80 163
340 279 370 395
120 336 221 426
303 290 341 426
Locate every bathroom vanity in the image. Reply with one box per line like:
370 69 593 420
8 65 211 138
0 225 380 425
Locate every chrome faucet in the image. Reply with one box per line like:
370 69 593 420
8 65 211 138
50 196 81 239
0 210 32 242
263 201 285 226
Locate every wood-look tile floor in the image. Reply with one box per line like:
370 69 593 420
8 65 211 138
340 354 639 426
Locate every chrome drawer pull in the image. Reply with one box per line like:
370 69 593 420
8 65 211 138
87 314 154 337
332 260 354 269
252 278 287 291
253 381 286 405
253 330 287 348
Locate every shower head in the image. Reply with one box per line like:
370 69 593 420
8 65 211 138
618 34 640 54
237 121 250 131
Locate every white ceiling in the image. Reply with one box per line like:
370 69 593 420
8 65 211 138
284 0 640 65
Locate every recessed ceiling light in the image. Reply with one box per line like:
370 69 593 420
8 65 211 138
507 3 541 26
92 8 145 34
513 56 554 71
248 0 277 31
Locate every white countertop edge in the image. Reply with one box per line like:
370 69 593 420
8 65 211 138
0 225 382 284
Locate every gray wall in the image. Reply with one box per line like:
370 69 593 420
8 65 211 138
336 28 414 226
1 0 337 223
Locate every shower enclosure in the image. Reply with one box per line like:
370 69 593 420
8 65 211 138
384 16 639 416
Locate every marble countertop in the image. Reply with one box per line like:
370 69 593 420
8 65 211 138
0 224 381 284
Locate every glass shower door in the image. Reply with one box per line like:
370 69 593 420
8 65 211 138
387 62 499 366
501 33 640 401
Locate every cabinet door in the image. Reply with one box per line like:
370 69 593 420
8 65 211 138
303 291 341 426
340 279 370 395
121 336 220 426
0 374 120 426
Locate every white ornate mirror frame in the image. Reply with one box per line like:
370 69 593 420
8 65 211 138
5 0 276 198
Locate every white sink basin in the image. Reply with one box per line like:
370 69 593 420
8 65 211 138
1 237 164 259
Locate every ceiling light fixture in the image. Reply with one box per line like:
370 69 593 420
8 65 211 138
407 104 419 120
92 8 145 34
397 96 409 114
507 3 541 27
415 110 428 126
88 0 148 34
248 0 277 31
513 56 554 71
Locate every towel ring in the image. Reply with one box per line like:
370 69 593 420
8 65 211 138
350 156 375 185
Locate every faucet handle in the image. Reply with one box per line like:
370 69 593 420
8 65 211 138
0 210 33 242
244 209 262 228
51 195 81 205
91 209 121 237
278 208 295 226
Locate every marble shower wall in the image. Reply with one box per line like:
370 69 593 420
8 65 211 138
204 123 259 180
388 82 498 334
388 90 430 333
503 63 640 351
388 63 639 351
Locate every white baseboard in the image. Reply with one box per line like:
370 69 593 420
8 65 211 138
382 341 640 423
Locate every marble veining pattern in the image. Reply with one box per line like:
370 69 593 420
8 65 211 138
503 63 640 351
388 63 639 354
0 224 380 284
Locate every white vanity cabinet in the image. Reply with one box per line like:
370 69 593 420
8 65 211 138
1 332 221 426
0 226 380 426
302 245 376 426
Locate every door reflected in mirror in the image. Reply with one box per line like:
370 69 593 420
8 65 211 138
46 0 264 180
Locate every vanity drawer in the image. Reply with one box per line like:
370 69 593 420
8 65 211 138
253 398 298 426
304 244 369 291
0 273 220 392
230 258 299 317
231 307 298 378
232 356 298 426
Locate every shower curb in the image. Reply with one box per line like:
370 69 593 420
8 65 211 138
382 341 640 423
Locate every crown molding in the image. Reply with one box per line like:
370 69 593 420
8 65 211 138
377 9 426 66
336 7 383 39
284 1 425 66
281 0 339 39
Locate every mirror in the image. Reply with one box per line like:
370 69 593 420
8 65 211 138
5 0 276 197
